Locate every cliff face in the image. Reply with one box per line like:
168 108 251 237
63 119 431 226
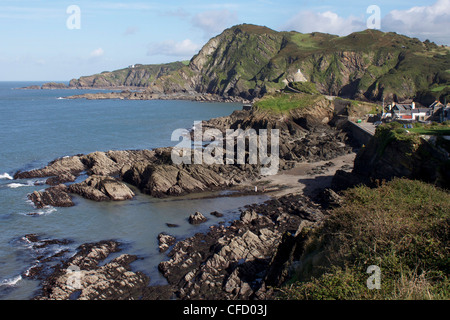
332 123 450 190
64 24 450 103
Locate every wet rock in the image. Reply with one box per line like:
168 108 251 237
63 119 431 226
34 240 149 300
28 184 74 208
210 211 223 217
19 234 73 280
188 212 207 225
166 223 179 228
14 155 85 181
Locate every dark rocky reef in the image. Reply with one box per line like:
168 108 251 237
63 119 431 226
144 193 326 300
34 240 149 300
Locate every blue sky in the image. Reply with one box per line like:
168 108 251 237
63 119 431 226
1 0 449 81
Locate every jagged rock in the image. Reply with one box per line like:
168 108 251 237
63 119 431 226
158 233 176 253
188 212 207 225
314 188 344 209
46 172 77 186
15 155 85 180
240 210 259 224
34 240 149 300
68 175 134 201
28 184 74 208
152 193 324 300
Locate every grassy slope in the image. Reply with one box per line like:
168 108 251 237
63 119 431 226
69 61 187 87
279 178 450 300
253 92 324 114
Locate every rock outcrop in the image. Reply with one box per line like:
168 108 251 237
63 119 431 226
28 184 74 208
158 233 176 253
34 240 149 300
201 100 353 166
188 212 207 225
152 193 325 300
332 124 450 191
68 175 135 201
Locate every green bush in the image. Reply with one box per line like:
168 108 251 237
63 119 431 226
278 178 450 300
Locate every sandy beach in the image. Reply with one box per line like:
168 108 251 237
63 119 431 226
252 152 357 197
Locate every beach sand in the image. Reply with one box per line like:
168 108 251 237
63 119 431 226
250 152 357 197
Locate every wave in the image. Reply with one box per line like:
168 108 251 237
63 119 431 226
7 182 34 189
7 179 46 189
0 275 22 287
17 205 57 217
57 97 66 100
0 173 13 180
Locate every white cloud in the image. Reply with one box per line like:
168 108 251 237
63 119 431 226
283 10 365 36
283 0 450 45
192 9 239 37
90 48 104 58
147 39 201 57
382 0 450 44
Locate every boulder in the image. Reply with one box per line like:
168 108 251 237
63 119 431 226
188 212 207 225
28 184 74 208
69 175 134 201
210 211 224 217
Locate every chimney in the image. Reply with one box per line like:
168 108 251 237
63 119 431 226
411 101 415 109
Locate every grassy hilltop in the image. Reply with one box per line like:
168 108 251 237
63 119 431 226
68 24 450 104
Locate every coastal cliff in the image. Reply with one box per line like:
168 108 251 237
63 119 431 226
33 24 450 105
332 122 450 190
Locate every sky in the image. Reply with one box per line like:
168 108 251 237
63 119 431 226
1 0 449 81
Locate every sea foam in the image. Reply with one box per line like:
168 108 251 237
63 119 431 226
7 179 46 189
0 173 13 180
7 181 34 189
0 275 22 287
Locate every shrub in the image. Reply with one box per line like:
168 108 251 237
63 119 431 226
278 178 450 300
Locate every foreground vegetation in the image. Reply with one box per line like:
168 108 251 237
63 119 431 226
279 178 450 300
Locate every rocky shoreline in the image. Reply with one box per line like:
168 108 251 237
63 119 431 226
17 84 252 104
27 190 336 300
11 100 358 300
64 90 253 104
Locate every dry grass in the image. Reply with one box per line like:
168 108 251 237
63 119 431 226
279 178 450 300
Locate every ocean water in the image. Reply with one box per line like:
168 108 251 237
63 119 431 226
0 82 268 300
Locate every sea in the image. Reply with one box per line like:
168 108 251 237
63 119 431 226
0 82 269 300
